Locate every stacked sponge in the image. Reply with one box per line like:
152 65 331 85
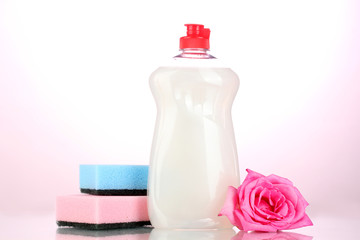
56 165 150 230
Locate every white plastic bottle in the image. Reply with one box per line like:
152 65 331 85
148 24 240 229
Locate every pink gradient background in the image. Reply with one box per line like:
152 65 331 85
0 0 359 227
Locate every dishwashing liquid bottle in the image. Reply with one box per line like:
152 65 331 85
148 24 240 229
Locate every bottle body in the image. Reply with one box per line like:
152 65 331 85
148 61 240 229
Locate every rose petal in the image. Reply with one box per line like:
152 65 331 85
250 187 277 222
258 199 271 212
239 178 261 216
255 187 287 221
254 203 283 222
239 170 263 201
234 210 278 232
272 200 295 228
274 183 299 207
291 187 310 224
270 220 290 229
251 204 273 223
257 177 274 189
249 186 264 218
250 186 263 206
239 169 267 215
267 174 294 185
276 199 289 217
254 203 280 221
246 169 264 180
219 186 240 227
272 190 286 211
258 187 272 207
285 213 313 230
268 191 274 207
294 186 309 206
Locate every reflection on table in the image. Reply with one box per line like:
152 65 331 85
56 227 312 240
233 231 313 240
149 228 236 239
56 227 152 239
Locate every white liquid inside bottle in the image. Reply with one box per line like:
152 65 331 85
148 25 240 229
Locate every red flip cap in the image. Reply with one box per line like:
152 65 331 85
180 24 210 50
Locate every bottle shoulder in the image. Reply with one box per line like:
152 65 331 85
158 57 229 69
150 52 240 87
149 66 239 94
150 64 239 82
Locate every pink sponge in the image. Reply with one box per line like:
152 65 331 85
56 194 150 230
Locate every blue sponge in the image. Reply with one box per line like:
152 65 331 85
80 165 148 196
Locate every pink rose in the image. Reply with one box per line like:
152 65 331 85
219 169 313 232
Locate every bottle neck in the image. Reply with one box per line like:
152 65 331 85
174 48 216 59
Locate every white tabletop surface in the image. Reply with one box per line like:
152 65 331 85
1 213 359 240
